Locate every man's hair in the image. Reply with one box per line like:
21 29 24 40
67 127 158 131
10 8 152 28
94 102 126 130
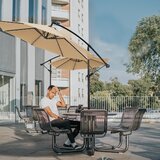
48 85 55 91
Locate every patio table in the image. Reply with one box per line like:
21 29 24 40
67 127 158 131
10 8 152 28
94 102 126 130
62 111 116 155
62 112 117 120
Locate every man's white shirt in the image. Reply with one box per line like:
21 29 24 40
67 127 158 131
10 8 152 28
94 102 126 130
40 96 59 121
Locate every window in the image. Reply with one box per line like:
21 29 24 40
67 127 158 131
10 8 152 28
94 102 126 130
42 0 47 24
78 24 80 33
53 4 61 10
81 28 83 37
29 0 38 23
52 69 61 78
57 70 61 78
82 73 84 82
78 88 80 97
35 80 42 105
20 84 27 110
81 0 84 8
81 13 83 22
78 72 80 81
78 9 80 18
78 39 80 44
0 75 12 111
12 0 20 21
82 89 84 97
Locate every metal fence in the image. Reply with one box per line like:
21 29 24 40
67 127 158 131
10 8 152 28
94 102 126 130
1 96 159 121
90 96 160 112
90 96 160 119
22 95 160 111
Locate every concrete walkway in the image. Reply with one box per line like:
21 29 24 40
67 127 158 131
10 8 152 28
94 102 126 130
0 122 159 160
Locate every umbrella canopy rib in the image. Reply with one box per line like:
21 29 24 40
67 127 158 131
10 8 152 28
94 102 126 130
5 27 34 32
83 59 93 69
51 57 95 70
0 21 99 61
65 38 88 60
55 58 71 69
73 60 77 70
31 34 41 45
6 27 51 39
55 38 64 56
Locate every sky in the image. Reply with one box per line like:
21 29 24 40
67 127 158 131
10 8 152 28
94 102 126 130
89 0 160 84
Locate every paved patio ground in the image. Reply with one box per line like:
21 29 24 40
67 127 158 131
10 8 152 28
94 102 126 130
0 122 159 160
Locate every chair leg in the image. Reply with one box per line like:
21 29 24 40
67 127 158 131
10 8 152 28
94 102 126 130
114 132 123 148
95 132 123 151
85 135 95 156
51 134 86 154
95 134 130 153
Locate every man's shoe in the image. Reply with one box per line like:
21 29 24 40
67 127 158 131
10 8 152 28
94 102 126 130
63 144 72 148
73 144 81 150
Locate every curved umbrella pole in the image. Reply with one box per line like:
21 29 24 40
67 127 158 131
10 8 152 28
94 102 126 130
42 21 110 108
51 21 110 68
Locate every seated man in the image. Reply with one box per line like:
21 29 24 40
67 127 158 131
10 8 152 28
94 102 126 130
40 85 80 149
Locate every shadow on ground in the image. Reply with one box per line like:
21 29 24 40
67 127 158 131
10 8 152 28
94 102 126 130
0 123 159 160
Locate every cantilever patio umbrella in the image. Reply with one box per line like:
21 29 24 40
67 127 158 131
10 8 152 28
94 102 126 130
0 20 109 108
50 56 109 70
50 56 109 108
0 21 96 61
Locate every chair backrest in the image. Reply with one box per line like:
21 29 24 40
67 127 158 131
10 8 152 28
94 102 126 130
32 106 39 121
34 108 51 131
132 108 146 131
24 105 33 117
15 106 23 119
80 109 107 135
120 107 139 130
67 104 83 113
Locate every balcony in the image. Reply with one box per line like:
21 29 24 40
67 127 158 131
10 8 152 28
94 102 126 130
51 78 69 88
52 0 69 5
51 9 69 21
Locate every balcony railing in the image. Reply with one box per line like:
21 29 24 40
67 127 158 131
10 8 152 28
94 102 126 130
52 0 69 5
51 8 69 20
51 78 69 87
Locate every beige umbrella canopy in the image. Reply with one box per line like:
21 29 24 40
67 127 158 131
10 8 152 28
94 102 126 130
0 21 98 62
50 56 109 70
0 21 110 108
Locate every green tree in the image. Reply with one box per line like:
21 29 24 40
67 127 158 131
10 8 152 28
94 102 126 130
127 15 160 89
90 71 104 94
128 77 153 96
91 91 115 111
104 77 133 96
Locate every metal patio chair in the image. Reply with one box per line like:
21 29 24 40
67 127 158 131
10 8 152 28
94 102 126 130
34 108 85 154
15 106 39 133
95 107 146 153
80 109 108 155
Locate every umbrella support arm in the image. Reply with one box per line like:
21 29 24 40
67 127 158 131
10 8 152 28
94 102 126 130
41 63 52 85
40 55 60 85
40 55 60 66
51 21 110 68
86 65 106 78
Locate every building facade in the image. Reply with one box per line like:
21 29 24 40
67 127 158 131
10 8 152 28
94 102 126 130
51 0 89 106
0 0 89 122
0 0 52 121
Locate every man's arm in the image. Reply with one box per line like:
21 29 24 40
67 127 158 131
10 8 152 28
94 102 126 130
55 87 66 108
44 106 61 119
